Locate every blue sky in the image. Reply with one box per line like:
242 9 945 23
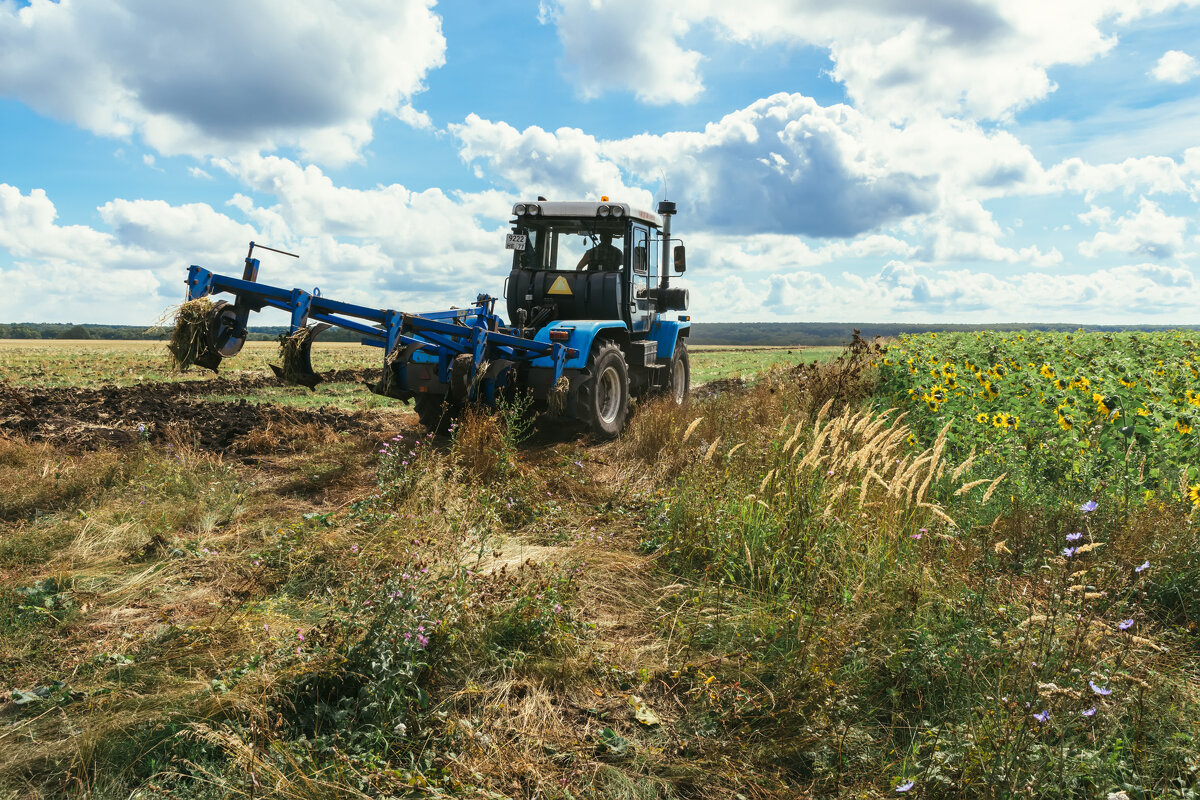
1 0 1199 325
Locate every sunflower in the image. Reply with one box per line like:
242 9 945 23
1189 483 1200 507
976 412 989 424
1176 420 1194 435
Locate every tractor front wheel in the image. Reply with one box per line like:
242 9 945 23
667 342 690 404
581 343 630 439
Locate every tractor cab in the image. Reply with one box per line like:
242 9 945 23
505 200 687 335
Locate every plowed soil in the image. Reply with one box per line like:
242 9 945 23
0 369 390 452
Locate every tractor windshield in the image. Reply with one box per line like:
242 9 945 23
511 219 626 272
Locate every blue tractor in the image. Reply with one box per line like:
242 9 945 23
183 198 691 438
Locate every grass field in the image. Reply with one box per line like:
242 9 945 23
0 339 838 406
1 334 1197 799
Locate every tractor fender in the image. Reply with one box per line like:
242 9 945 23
648 319 691 361
529 321 629 370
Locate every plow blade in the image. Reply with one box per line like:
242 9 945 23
370 341 424 400
192 300 248 372
269 322 331 389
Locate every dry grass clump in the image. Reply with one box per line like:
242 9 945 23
238 417 344 455
622 344 883 485
165 297 215 371
451 406 509 481
0 436 135 523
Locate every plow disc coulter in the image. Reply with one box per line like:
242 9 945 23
180 199 692 437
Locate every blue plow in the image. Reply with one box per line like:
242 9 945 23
184 243 574 405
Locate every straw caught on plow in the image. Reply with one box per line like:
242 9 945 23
165 297 218 372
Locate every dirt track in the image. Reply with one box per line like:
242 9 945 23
0 369 389 452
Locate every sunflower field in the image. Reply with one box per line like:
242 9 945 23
878 330 1200 509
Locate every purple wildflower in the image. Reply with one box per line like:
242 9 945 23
1081 707 1096 717
350 544 359 553
553 603 563 614
911 533 923 539
1089 681 1112 696
1081 500 1098 513
1033 710 1050 722
297 630 304 641
1118 619 1134 630
1063 547 1076 558
896 781 915 793
1136 560 1150 573
1066 532 1083 542
417 634 429 648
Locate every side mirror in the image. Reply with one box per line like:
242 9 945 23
673 244 686 273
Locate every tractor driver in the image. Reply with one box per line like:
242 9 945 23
576 233 622 272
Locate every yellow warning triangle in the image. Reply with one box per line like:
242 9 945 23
547 275 573 296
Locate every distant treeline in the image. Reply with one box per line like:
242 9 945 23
3 321 1198 346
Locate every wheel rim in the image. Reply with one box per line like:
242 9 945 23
672 358 686 403
597 366 621 425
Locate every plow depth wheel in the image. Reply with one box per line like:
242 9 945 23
582 342 630 439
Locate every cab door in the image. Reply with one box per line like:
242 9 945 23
630 222 658 332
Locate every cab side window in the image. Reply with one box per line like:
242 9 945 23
632 225 650 275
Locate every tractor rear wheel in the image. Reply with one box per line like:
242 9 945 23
581 342 630 439
414 394 458 435
667 342 690 404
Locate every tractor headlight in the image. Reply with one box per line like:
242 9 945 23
513 203 527 215
610 206 624 217
525 204 540 216
597 205 611 217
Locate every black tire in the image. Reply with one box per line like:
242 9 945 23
580 342 630 439
414 394 458 435
667 342 690 404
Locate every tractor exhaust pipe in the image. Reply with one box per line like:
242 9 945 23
657 200 675 294
653 200 688 311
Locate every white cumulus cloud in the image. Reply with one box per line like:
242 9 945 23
1151 49 1200 83
537 0 1200 120
537 0 703 104
0 0 446 164
1078 197 1190 259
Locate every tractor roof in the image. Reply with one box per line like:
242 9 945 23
512 201 662 228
